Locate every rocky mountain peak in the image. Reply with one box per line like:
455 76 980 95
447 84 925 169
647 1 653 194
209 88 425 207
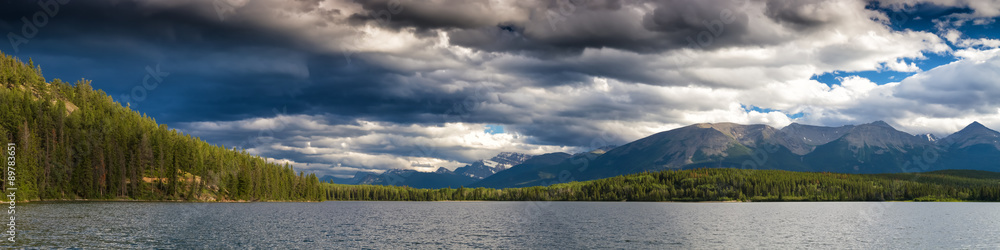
839 120 930 150
958 121 993 134
941 121 1000 149
454 152 534 179
869 120 893 128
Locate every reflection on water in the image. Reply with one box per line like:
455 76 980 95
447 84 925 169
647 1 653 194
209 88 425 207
14 201 1000 248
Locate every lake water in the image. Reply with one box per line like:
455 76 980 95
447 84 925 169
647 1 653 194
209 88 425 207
10 201 1000 248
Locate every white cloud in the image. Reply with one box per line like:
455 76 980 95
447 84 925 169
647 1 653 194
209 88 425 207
181 116 581 176
786 47 1000 136
882 60 922 72
940 28 1000 50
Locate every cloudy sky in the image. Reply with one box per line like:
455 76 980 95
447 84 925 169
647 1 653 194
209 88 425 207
3 0 1000 177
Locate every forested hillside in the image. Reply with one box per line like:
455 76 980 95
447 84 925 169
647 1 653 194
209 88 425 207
0 51 324 201
323 168 1000 202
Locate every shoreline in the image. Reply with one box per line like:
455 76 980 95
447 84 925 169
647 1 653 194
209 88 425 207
12 199 978 204
13 198 323 204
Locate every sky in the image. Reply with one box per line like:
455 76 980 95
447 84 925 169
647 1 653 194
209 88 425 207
2 0 1000 178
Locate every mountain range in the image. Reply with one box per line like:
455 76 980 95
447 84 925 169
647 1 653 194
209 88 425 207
323 121 1000 189
321 152 533 189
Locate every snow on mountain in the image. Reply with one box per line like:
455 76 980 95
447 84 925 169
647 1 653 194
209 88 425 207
453 152 533 179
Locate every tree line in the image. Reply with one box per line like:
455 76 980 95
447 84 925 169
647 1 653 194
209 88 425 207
320 168 1000 202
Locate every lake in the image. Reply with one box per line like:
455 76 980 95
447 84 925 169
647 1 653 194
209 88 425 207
11 201 1000 248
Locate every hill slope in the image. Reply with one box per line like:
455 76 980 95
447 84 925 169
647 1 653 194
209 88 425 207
0 51 323 201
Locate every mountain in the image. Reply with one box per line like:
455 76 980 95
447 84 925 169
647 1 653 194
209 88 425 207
469 152 573 188
318 175 354 184
472 123 810 188
472 120 1000 188
588 123 797 173
777 123 854 154
939 121 1000 149
453 152 533 179
837 121 931 149
801 121 937 173
319 171 378 185
337 152 534 189
936 122 1000 172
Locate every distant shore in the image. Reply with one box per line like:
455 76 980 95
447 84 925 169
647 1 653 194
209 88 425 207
14 199 323 203
15 199 977 204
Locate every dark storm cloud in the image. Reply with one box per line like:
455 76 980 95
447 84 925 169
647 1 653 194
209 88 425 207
0 1 307 54
346 0 762 56
0 0 344 122
348 0 496 30
641 0 754 47
1 0 526 125
3 0 776 127
764 1 834 29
